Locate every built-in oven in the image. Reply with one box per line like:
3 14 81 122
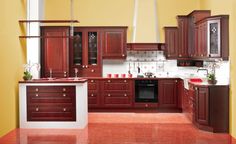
135 80 158 103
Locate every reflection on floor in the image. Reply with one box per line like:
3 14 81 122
0 113 235 144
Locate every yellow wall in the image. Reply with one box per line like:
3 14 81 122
45 0 199 42
0 0 26 137
200 0 236 138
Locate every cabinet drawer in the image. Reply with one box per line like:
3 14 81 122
88 79 99 91
27 103 75 121
103 92 131 98
27 92 75 103
27 86 75 93
103 97 132 106
103 80 132 91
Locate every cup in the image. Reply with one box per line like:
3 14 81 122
121 74 126 78
107 74 112 78
128 74 132 78
114 74 119 78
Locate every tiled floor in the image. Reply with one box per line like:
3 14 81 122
0 113 235 144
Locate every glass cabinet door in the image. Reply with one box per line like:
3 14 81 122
88 32 98 65
73 32 83 65
207 20 221 57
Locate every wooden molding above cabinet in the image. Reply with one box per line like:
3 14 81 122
127 43 165 51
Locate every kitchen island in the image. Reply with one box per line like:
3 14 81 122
19 78 88 129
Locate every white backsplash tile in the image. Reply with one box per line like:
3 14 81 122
103 51 229 81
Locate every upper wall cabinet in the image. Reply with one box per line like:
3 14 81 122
102 27 128 59
70 27 102 77
187 10 211 58
177 16 189 58
41 26 69 78
164 27 179 59
196 15 229 60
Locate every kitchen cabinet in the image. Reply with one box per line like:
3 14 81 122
88 79 101 108
177 16 189 58
102 27 128 59
27 86 76 121
41 26 69 78
100 79 133 108
158 79 178 108
192 84 229 132
164 27 179 59
195 15 229 60
70 27 102 77
187 10 211 58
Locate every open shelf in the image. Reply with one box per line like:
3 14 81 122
19 20 79 23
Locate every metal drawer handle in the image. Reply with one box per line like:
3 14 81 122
108 80 111 83
124 93 127 97
64 74 67 77
35 94 39 97
63 108 67 112
108 94 111 97
91 94 94 97
35 107 39 112
63 88 66 92
63 93 66 97
91 80 94 83
91 69 95 72
124 80 127 83
35 88 39 92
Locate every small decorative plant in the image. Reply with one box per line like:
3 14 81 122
23 71 33 80
207 73 217 84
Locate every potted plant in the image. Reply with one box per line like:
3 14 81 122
23 71 33 81
207 73 217 84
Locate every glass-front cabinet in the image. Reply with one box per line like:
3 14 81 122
70 28 102 77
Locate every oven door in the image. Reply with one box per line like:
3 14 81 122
135 80 158 103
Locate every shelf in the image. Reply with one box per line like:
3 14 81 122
19 20 79 23
19 36 76 39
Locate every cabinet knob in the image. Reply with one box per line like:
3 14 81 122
91 69 95 72
175 80 178 83
85 65 88 68
124 80 127 83
64 71 67 74
35 88 39 92
91 80 94 83
122 54 125 57
82 65 85 68
63 88 66 92
195 87 198 91
91 94 94 97
64 74 67 77
108 80 111 83
63 108 67 112
35 107 39 112
145 104 148 107
63 93 66 97
179 54 182 57
124 93 127 97
201 54 203 57
35 94 39 97
108 94 111 97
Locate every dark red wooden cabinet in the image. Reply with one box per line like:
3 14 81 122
88 79 101 108
195 87 209 125
158 79 178 108
177 16 189 58
102 27 127 59
164 27 179 59
100 79 133 108
27 86 76 121
70 27 102 77
41 26 69 78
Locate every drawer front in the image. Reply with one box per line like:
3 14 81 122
27 92 75 103
27 86 75 93
27 103 76 121
88 79 99 91
103 80 132 91
88 91 100 107
103 92 131 98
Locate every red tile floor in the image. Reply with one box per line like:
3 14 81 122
0 113 236 144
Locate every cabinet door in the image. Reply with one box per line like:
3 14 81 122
158 79 178 108
164 27 178 59
195 87 209 125
88 79 100 108
41 27 69 78
70 28 102 77
197 22 207 58
178 16 189 58
103 28 127 59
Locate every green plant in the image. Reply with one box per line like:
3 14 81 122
23 71 33 80
207 73 216 81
